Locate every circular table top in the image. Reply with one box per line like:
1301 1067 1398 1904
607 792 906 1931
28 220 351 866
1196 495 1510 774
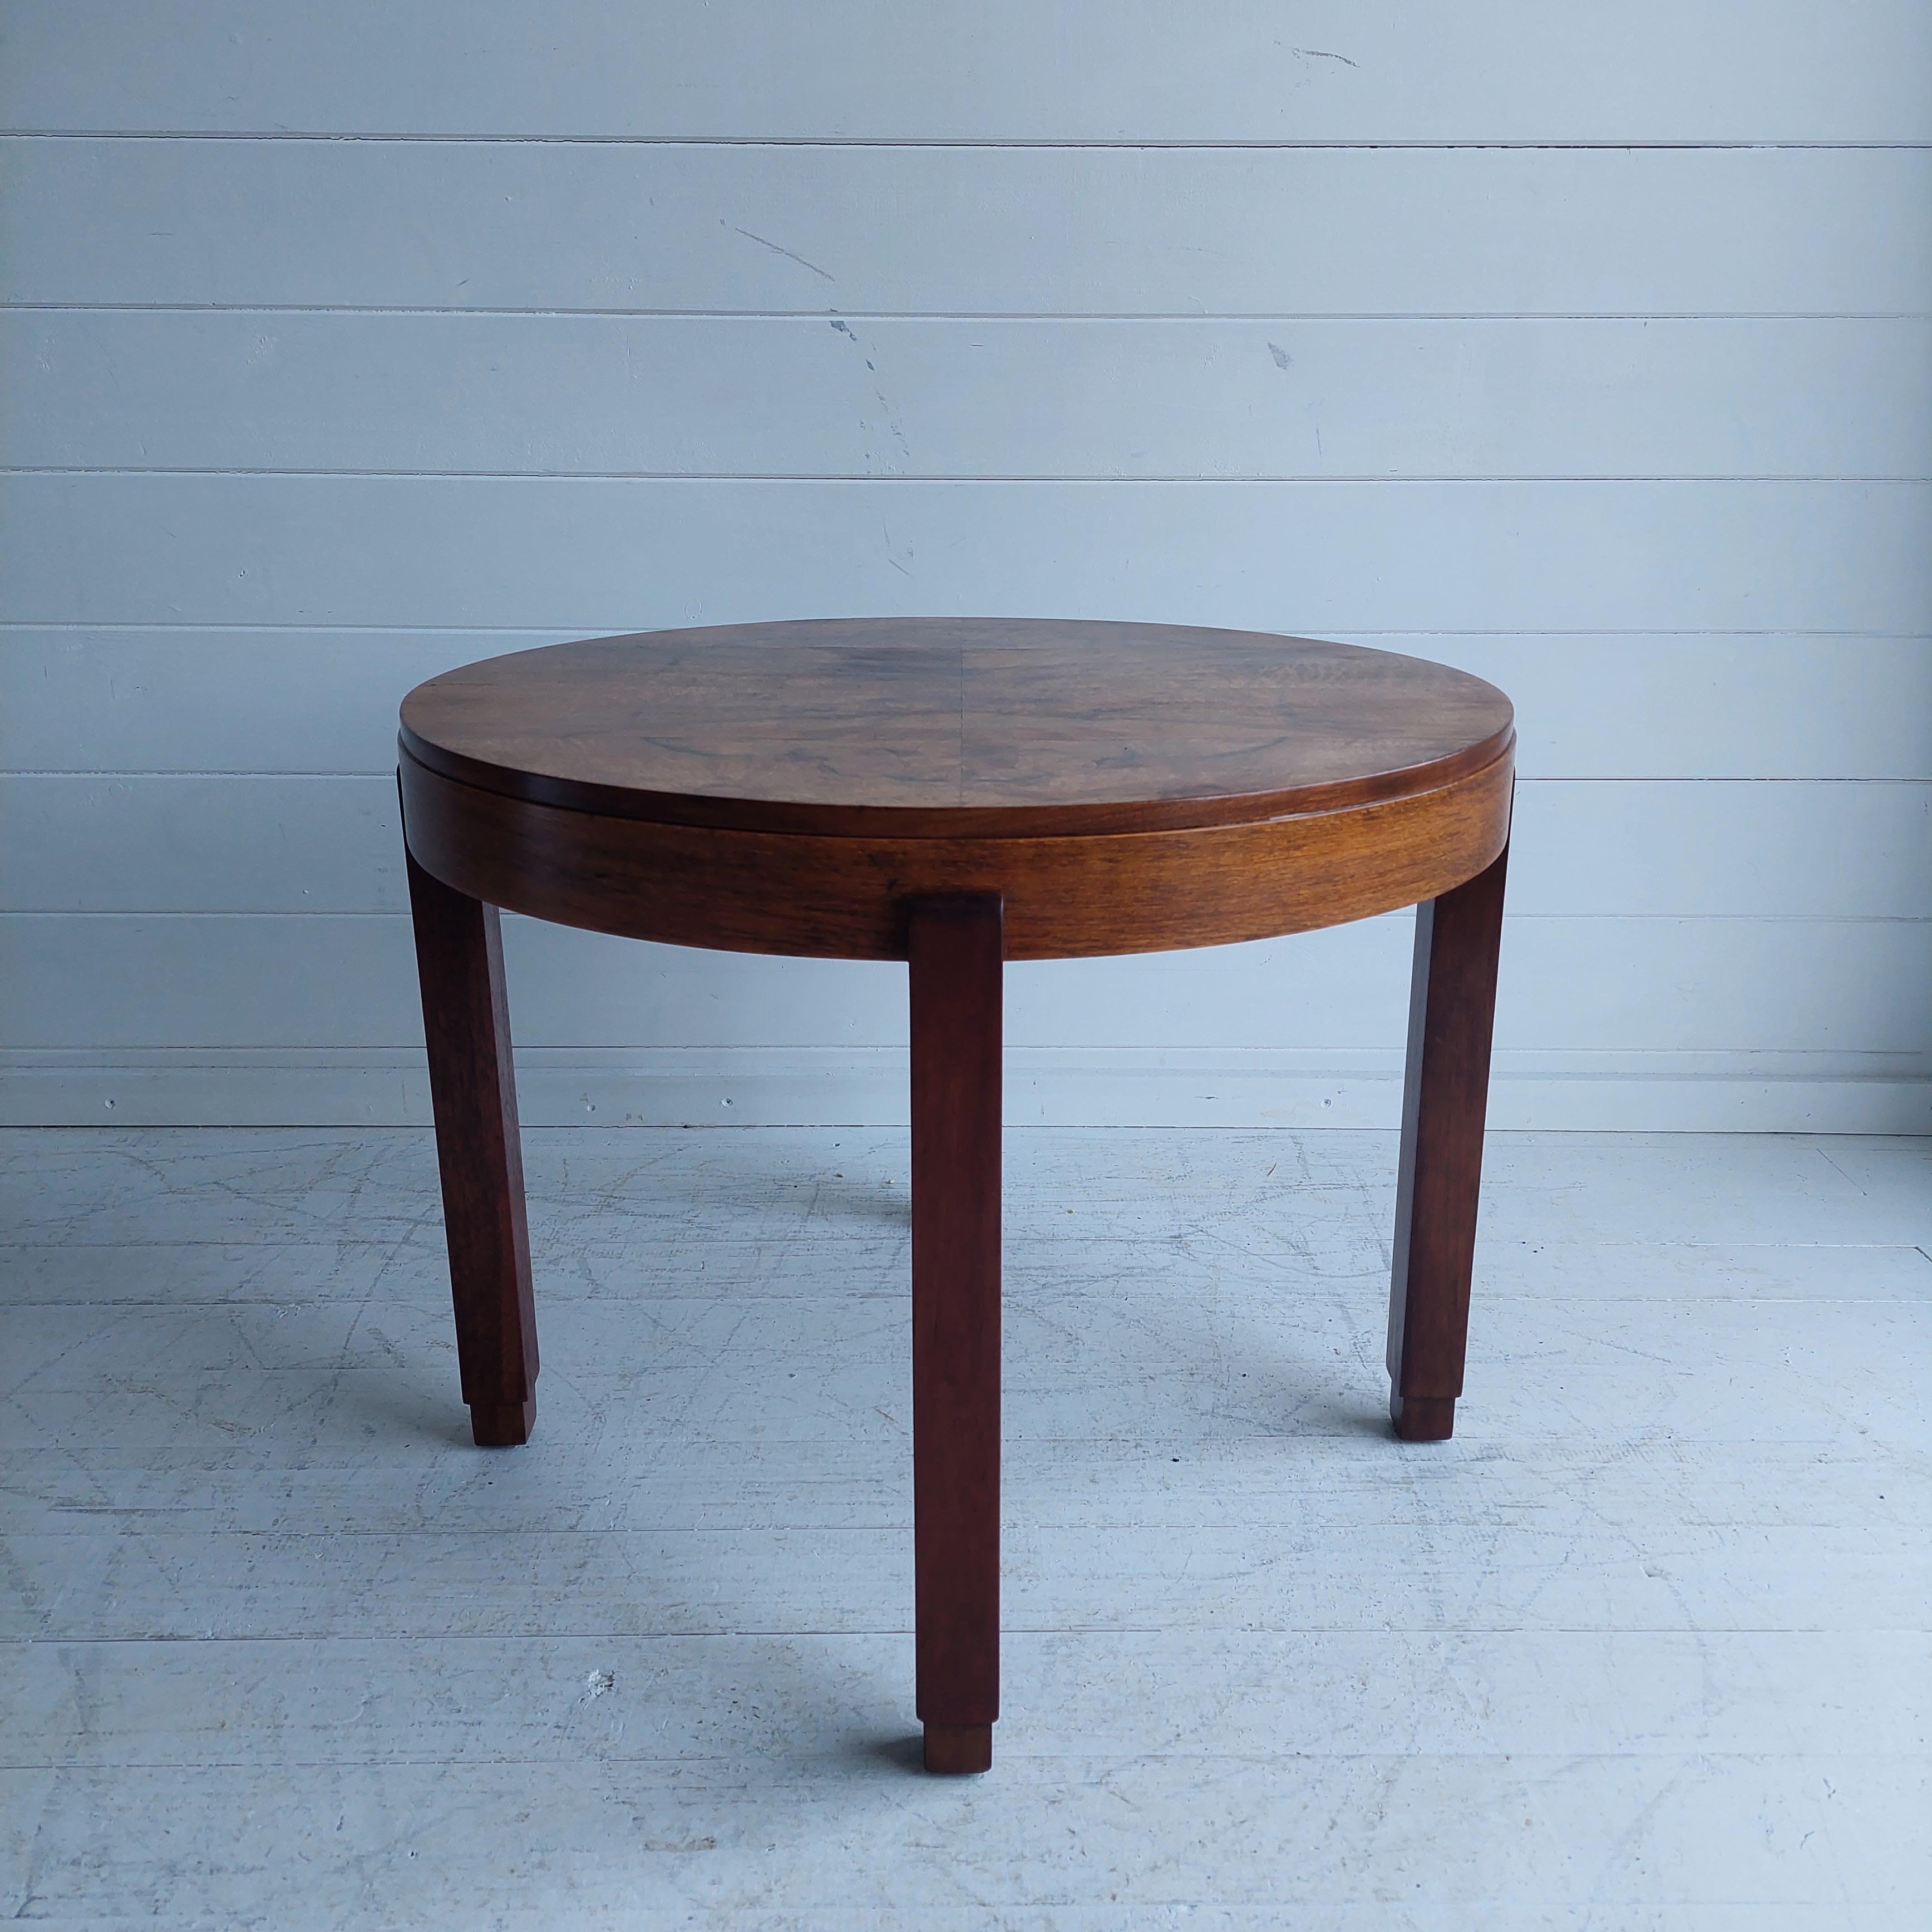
401 618 1514 840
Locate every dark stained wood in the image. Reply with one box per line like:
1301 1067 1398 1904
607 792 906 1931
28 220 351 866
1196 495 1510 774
401 619 1515 840
909 896 1003 1775
398 737 1512 964
922 1723 995 1776
1386 838 1511 1443
397 618 1519 1768
403 841 539 1448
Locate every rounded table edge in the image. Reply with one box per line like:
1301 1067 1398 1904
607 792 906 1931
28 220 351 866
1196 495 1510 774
395 710 1516 841
398 735 1515 963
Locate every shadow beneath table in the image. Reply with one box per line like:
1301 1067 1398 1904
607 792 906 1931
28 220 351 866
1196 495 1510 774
308 1354 479 1451
860 1732 928 1775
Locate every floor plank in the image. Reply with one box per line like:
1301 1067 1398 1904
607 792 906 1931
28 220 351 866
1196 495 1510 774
0 1126 1925 1924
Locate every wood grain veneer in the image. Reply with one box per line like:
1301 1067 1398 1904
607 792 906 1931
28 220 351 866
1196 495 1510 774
400 619 1514 838
398 616 1517 1772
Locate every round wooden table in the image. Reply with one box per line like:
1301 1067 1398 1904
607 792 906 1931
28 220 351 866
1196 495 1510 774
398 617 1515 1775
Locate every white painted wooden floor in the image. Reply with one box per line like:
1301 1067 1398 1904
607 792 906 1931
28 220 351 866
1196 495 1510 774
3 1126 1927 1928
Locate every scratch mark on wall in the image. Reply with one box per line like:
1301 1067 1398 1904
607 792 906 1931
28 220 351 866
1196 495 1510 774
735 227 835 282
1292 46 1358 68
831 322 911 470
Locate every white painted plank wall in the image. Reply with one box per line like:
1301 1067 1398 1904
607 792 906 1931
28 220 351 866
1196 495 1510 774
12 777 1930 920
8 476 1928 631
12 633 1930 782
8 143 1930 316
1 2 1928 1130
6 2 1929 142
11 314 1931 479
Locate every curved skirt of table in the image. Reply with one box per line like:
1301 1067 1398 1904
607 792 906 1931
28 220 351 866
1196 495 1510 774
398 748 1512 1776
397 743 1511 961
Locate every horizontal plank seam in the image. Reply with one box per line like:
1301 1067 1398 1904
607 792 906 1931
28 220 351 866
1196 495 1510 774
0 1628 1920 1643
11 1046 1925 1060
7 624 1926 639
6 911 1928 925
11 306 1932 322
11 470 1931 485
8 773 1926 786
5 132 1931 150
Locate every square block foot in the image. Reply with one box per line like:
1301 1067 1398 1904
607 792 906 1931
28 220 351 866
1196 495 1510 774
470 1397 536 1447
1390 1392 1455 1442
923 1723 993 1774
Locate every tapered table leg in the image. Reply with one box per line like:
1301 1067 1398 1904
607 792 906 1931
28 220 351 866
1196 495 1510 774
908 895 1003 1774
1386 842 1509 1442
405 840 539 1448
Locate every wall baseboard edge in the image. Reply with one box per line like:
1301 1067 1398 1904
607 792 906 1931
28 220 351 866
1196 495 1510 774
3 1047 1928 1133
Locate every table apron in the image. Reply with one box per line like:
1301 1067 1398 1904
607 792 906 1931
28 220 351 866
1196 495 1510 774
398 746 1514 962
